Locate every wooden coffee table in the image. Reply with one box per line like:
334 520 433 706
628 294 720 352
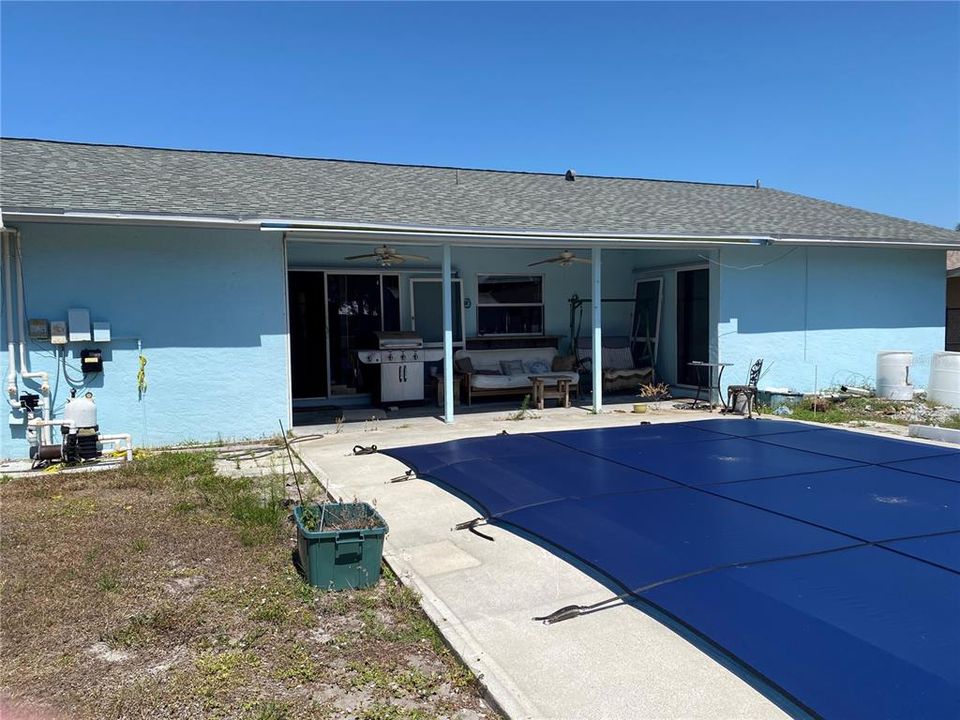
529 375 571 410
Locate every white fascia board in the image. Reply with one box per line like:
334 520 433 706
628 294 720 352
3 210 958 250
261 221 771 249
772 236 960 249
1 210 261 230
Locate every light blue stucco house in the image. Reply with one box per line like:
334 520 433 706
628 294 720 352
0 138 957 460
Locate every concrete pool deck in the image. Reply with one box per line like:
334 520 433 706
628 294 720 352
291 404 954 719
293 402 799 719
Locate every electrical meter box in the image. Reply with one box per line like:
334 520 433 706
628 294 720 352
28 319 50 341
93 322 111 342
80 349 103 374
50 321 68 345
68 308 91 342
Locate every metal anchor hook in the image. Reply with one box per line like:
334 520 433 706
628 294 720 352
453 517 495 541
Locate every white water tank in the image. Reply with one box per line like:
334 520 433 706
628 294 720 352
876 351 913 400
64 392 98 429
927 351 960 408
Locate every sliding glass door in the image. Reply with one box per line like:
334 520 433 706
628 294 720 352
289 271 399 399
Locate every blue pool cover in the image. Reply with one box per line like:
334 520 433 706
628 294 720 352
382 419 960 719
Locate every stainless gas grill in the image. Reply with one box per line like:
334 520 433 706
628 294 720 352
357 332 425 403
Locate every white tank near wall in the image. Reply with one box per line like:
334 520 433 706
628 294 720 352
64 393 98 428
927 351 960 408
876 351 914 400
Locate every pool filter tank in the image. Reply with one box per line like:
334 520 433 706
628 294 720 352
62 391 100 461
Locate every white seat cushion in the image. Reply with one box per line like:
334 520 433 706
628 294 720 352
470 371 578 390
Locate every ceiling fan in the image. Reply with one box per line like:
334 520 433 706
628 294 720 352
344 245 430 267
528 250 592 268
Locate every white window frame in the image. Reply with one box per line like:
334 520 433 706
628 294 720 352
475 273 545 336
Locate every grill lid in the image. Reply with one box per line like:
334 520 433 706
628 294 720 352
376 331 423 349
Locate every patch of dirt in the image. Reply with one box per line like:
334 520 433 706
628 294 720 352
0 453 497 720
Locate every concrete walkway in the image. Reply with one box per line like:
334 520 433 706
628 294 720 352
293 401 805 719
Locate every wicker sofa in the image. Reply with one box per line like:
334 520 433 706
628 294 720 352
454 347 579 404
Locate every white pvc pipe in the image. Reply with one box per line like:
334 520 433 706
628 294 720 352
99 433 134 462
27 417 73 450
14 233 48 389
29 418 74 431
2 232 19 407
12 232 51 444
592 247 603 414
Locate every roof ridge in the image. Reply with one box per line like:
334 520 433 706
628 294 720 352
0 136 755 188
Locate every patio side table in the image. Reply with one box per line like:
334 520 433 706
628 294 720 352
434 373 463 408
529 375 571 410
688 361 733 409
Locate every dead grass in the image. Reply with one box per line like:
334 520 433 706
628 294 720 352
770 396 960 429
0 452 494 720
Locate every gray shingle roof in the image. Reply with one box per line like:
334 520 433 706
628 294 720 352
1 138 957 245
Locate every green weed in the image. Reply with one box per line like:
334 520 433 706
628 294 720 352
131 537 150 553
245 701 294 720
96 569 121 592
272 643 320 684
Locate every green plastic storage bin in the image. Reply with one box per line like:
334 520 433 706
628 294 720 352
293 502 388 591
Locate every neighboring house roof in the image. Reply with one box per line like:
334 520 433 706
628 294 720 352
949 251 960 276
1 137 958 246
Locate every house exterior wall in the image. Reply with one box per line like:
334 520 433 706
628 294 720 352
717 246 946 392
1 222 946 459
0 222 289 460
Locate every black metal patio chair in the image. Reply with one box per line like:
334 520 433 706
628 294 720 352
726 358 763 418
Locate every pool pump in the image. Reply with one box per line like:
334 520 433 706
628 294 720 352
62 391 100 461
30 390 101 463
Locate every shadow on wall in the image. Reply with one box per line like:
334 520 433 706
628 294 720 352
719 246 945 333
7 223 287 348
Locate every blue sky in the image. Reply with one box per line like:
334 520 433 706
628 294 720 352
2 1 957 228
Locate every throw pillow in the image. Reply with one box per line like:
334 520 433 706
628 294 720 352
499 359 525 376
454 357 475 374
526 359 551 374
552 354 576 372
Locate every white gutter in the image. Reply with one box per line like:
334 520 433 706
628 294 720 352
3 210 261 230
257 221 960 250
260 218 773 247
2 209 959 249
771 237 960 250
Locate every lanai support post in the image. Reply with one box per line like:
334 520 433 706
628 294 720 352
592 247 603 414
442 243 455 424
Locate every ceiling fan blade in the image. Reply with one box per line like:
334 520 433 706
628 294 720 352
527 258 559 267
395 253 430 261
344 253 378 260
570 257 592 264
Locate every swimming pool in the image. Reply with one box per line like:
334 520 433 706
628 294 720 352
384 419 960 719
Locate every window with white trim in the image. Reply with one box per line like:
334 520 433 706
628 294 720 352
476 274 544 335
